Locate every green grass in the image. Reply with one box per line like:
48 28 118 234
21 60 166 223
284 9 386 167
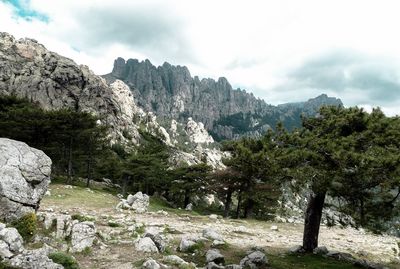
42 183 118 210
268 253 359 269
71 214 95 222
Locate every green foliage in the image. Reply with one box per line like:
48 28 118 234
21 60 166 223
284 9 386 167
169 163 212 208
48 252 79 269
107 221 121 228
11 213 37 241
220 132 282 218
80 247 92 256
185 241 205 253
0 95 109 184
71 214 94 222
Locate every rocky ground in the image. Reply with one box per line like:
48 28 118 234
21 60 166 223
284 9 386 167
38 184 400 269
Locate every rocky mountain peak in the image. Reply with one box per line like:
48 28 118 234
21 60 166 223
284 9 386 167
104 58 343 140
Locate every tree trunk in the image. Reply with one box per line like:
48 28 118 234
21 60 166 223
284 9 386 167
302 191 326 252
86 150 92 188
243 198 255 219
184 189 190 208
122 175 129 197
67 137 73 183
224 189 233 218
236 191 242 219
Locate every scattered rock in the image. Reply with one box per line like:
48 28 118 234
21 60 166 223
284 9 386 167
70 221 96 253
212 240 226 247
326 251 355 262
288 245 304 254
163 255 186 265
144 232 167 252
119 192 150 213
208 214 219 220
185 203 193 211
136 237 159 253
240 250 268 269
9 244 62 269
206 249 225 264
225 265 242 269
203 228 224 241
313 246 328 255
142 258 161 269
0 138 52 222
179 238 197 252
270 225 278 231
206 262 225 269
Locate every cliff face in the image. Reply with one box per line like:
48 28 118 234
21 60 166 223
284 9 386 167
104 58 343 140
0 33 143 145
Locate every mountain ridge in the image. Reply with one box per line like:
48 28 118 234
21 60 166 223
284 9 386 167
104 57 343 140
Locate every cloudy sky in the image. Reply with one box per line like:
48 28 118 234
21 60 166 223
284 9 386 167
1 0 400 115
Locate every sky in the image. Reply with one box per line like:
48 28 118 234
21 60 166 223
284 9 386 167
1 0 400 116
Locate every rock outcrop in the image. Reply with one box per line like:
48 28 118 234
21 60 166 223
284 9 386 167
0 32 141 145
0 138 51 222
0 223 62 269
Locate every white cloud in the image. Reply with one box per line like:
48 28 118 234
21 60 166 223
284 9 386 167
1 0 400 116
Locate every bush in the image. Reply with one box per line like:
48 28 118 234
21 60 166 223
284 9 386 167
11 213 37 241
71 214 94 222
48 252 79 269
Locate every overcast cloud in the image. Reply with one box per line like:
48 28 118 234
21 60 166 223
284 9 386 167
1 0 399 115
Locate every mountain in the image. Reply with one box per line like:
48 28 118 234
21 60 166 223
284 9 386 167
104 58 343 140
0 32 226 168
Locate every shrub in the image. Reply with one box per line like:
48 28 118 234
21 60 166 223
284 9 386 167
48 252 79 269
11 213 37 241
107 222 121 228
71 214 94 222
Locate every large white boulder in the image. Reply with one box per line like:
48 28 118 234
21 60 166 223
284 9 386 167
0 138 52 222
125 192 150 213
70 221 96 252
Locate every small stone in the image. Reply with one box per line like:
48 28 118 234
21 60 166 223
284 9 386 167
313 246 328 255
270 225 278 231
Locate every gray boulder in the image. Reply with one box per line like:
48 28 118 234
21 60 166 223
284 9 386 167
206 249 225 264
313 246 329 255
179 238 196 252
70 221 96 252
127 192 150 213
135 237 159 253
142 258 161 269
9 245 63 269
0 226 24 254
203 228 224 241
240 250 267 269
206 262 225 269
144 232 167 252
0 138 52 222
